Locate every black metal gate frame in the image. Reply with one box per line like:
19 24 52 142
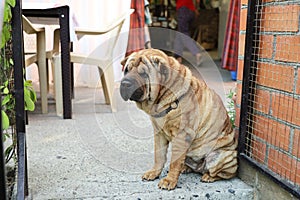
12 0 28 199
0 0 29 198
238 0 300 198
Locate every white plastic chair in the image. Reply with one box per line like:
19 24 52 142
22 15 48 113
53 9 133 116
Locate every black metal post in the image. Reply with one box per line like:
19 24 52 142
58 6 72 119
16 132 26 200
238 0 260 156
12 0 28 198
12 0 25 133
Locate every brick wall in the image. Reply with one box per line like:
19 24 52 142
236 0 300 187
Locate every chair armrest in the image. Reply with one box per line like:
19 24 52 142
75 27 110 35
22 15 45 34
74 9 134 36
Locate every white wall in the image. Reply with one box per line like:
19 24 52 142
24 0 131 88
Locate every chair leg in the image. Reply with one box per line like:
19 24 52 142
53 54 63 117
98 65 116 112
37 31 48 114
50 56 55 95
98 68 110 105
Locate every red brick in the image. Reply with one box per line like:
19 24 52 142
237 59 244 81
256 62 294 92
261 5 300 32
253 115 290 151
275 35 300 63
235 83 242 107
258 35 274 59
252 139 267 163
295 163 300 186
271 93 300 126
292 129 300 158
253 89 270 114
297 68 300 95
268 148 300 185
240 9 247 31
235 107 240 128
238 34 245 57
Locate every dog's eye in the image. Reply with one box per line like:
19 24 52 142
124 67 129 75
139 72 148 78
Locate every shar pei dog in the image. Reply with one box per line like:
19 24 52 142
120 49 238 190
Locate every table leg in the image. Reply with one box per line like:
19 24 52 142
58 7 72 119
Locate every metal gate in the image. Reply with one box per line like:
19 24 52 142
238 0 300 197
0 0 28 199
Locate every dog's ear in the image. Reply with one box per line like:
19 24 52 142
151 56 165 67
160 64 168 79
121 56 129 71
121 52 139 71
151 56 169 80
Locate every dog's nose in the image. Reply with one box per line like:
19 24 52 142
120 77 144 102
120 78 134 101
121 79 132 88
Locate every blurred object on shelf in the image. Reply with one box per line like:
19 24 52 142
193 8 219 50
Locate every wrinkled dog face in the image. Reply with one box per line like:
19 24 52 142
120 51 168 103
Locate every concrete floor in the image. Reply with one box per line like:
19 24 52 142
26 54 253 199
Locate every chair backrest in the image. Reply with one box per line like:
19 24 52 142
84 9 134 60
105 9 134 58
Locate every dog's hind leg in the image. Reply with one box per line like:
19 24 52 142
201 150 237 182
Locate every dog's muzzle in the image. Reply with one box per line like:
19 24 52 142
120 77 144 102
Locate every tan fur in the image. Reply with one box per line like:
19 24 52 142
121 49 238 190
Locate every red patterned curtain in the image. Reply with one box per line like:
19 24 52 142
125 0 145 57
221 0 241 71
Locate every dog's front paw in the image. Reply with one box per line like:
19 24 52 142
158 177 178 190
142 169 161 181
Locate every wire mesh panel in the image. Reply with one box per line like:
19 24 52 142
239 0 300 196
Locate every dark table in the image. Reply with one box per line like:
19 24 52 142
23 5 72 119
